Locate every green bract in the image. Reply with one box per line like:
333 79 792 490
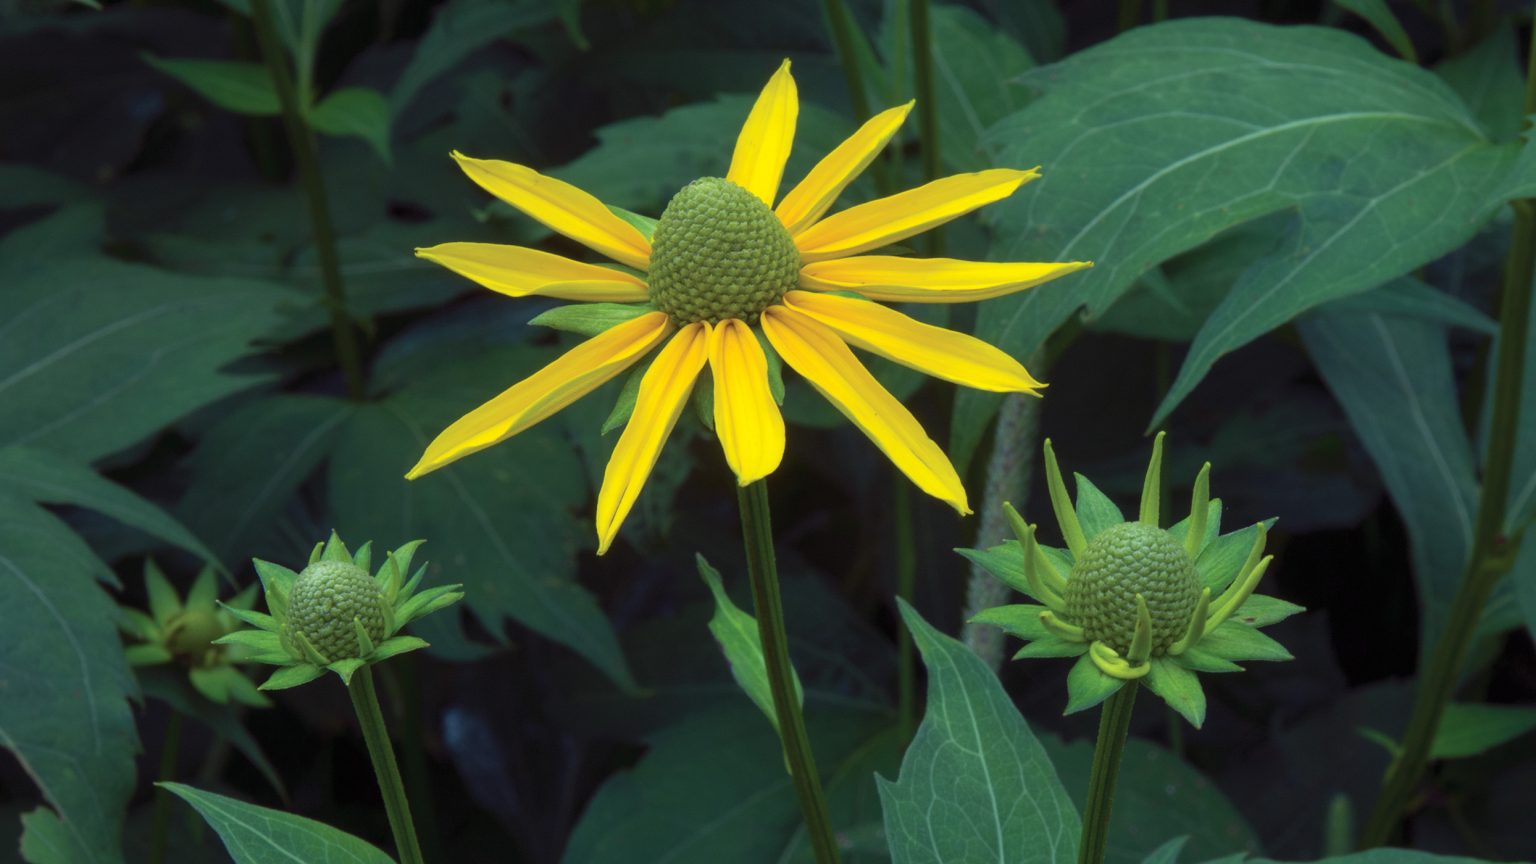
119 561 270 708
647 177 800 325
217 532 464 690
964 432 1303 728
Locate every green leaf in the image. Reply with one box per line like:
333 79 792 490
0 163 90 210
1066 654 1125 714
878 600 1080 864
969 18 1517 436
1171 647 1243 674
1505 281 1536 536
1199 621 1294 662
1045 734 1258 864
328 346 639 689
142 56 279 115
970 603 1051 641
601 361 648 434
161 783 395 864
1017 636 1092 659
259 664 324 691
607 205 658 241
1300 310 1478 658
1145 659 1206 728
910 4 1038 172
564 706 897 864
1074 472 1125 539
1436 24 1524 142
1140 837 1189 864
390 0 555 114
178 394 353 567
1430 703 1536 759
0 447 219 570
1194 521 1271 593
309 87 392 164
955 543 1032 599
528 302 651 337
1232 595 1306 627
1331 0 1416 62
696 555 803 735
371 635 429 663
1 497 136 864
0 258 293 461
1319 277 1497 334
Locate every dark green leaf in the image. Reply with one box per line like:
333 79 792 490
696 554 803 734
1431 703 1536 758
1319 278 1496 334
0 446 218 569
1074 472 1125 539
327 346 638 690
390 0 555 114
2 496 136 864
1145 660 1206 727
142 56 279 115
309 87 392 164
1331 0 1416 62
879 600 1080 864
0 258 293 461
1300 310 1478 657
528 302 651 337
1198 621 1293 662
1436 24 1524 142
161 783 394 864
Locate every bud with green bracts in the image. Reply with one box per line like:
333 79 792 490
963 432 1302 727
216 532 464 690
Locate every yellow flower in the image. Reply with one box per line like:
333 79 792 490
409 60 1090 554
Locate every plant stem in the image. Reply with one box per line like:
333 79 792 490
820 0 872 124
910 0 942 255
348 667 425 864
894 481 918 743
738 481 841 864
1359 16 1536 846
1079 683 1139 864
250 0 365 400
1118 0 1144 31
148 711 183 864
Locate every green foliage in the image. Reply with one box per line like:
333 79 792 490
696 555 804 735
160 784 395 864
310 88 394 164
142 56 280 115
879 600 1080 864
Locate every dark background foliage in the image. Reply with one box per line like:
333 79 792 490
2 0 1535 862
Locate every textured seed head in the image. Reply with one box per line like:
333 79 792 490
647 177 801 324
284 561 387 662
1064 522 1200 655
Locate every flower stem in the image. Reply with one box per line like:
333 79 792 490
1079 683 1139 864
820 0 872 124
910 0 942 255
148 710 183 864
250 0 365 401
737 481 841 864
348 666 425 864
1359 15 1536 846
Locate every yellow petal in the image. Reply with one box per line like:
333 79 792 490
783 291 1042 393
759 306 970 514
799 255 1092 303
794 169 1040 262
451 152 651 270
710 319 785 485
726 60 798 206
407 312 671 479
596 322 711 554
776 101 913 236
416 243 649 302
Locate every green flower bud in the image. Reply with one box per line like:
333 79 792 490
283 560 388 662
169 608 227 658
647 177 800 324
1064 522 1200 656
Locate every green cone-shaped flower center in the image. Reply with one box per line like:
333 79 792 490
1064 522 1200 656
647 177 801 325
284 561 387 662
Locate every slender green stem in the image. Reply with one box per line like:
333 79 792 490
738 481 841 864
1359 15 1536 846
348 667 425 864
148 711 183 864
250 0 365 400
894 482 918 743
1079 683 1139 864
910 0 942 255
820 0 872 124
